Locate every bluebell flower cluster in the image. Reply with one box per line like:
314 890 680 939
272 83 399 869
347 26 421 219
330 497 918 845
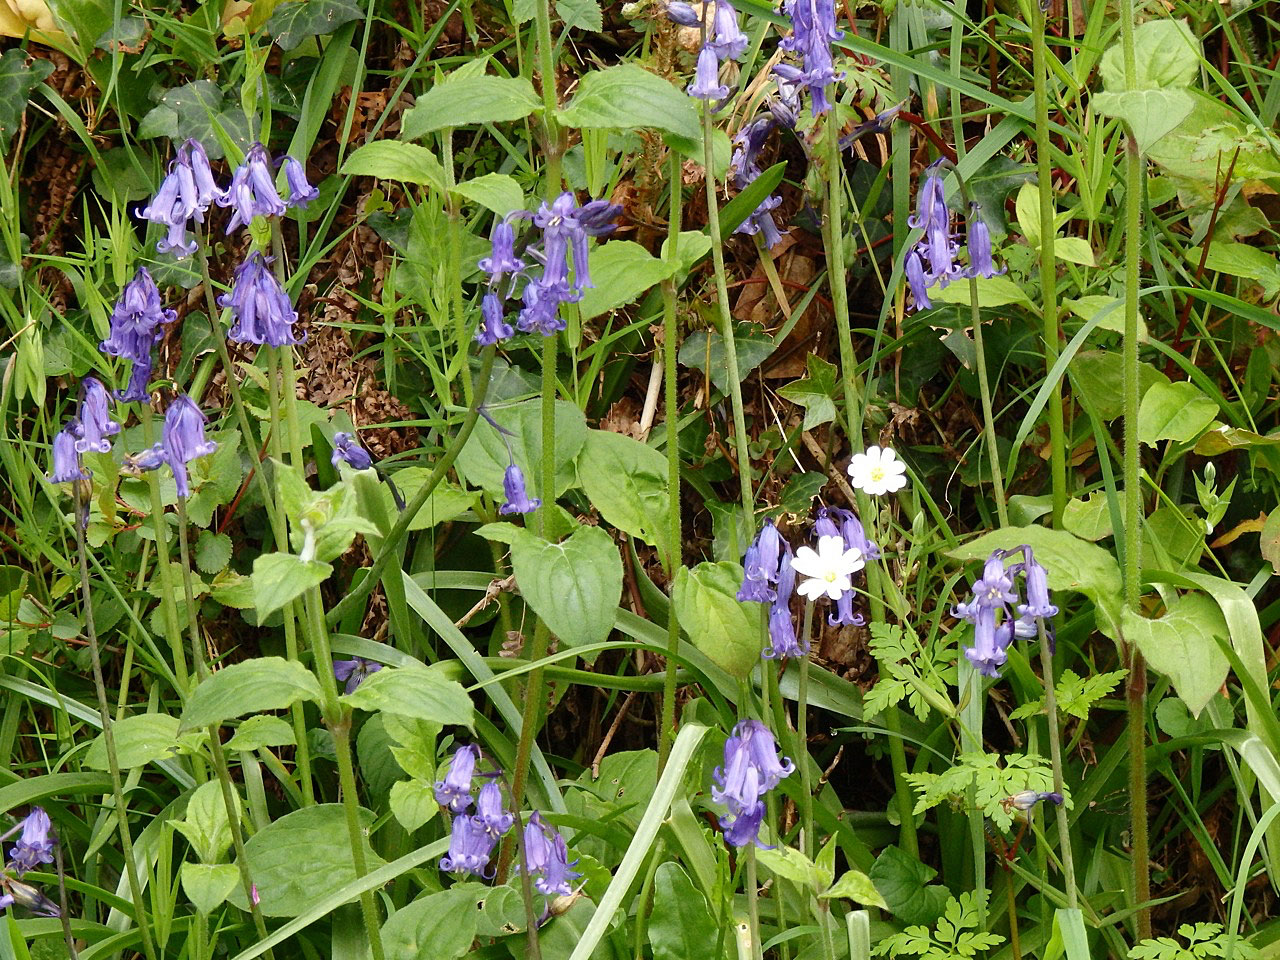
332 432 374 471
685 0 747 104
332 657 382 693
8 808 54 876
712 719 794 847
219 253 303 347
48 377 121 487
730 116 786 249
101 267 177 403
812 507 875 627
125 394 219 499
775 0 843 116
522 812 581 896
474 194 620 346
736 521 803 659
952 545 1056 677
904 161 1003 312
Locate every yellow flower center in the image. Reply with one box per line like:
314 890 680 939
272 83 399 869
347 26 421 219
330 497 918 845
824 571 838 582
869 466 886 483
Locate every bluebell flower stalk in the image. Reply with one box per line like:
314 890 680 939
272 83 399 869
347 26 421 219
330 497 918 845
776 0 843 116
712 719 793 847
219 253 303 347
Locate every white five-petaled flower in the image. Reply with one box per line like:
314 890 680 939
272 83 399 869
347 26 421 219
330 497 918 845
847 445 908 496
791 535 864 601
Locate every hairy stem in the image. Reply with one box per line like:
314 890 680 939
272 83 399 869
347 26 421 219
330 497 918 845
1038 623 1078 909
968 277 1009 527
798 601 815 860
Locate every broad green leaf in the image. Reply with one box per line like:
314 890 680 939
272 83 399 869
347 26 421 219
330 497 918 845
1094 20 1201 153
756 845 818 888
195 530 233 575
401 75 541 138
777 355 838 430
180 657 323 732
1262 505 1280 569
265 0 363 50
931 275 1031 307
822 869 890 910
340 141 446 192
1189 241 1280 299
1124 593 1228 718
225 715 296 752
340 664 474 728
171 780 238 865
556 0 602 31
388 779 437 832
382 887 478 960
85 714 191 770
867 845 948 926
135 80 251 158
578 240 678 320
1094 89 1196 155
181 863 239 914
1062 490 1126 542
450 173 526 216
949 526 1123 639
576 430 673 564
0 50 54 151
510 526 623 651
252 553 333 619
558 64 700 140
1068 350 1169 421
242 804 385 917
1194 423 1280 457
672 562 759 679
454 398 587 501
678 326 777 392
649 864 721 960
1137 380 1217 445
1054 237 1096 267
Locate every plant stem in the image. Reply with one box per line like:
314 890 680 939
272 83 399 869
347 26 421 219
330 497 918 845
968 277 1009 527
798 601 815 861
1031 0 1067 528
74 499 159 960
1119 0 1150 936
441 127 474 406
325 347 497 628
825 106 865 430
745 845 764 960
658 154 684 772
1037 622 1077 909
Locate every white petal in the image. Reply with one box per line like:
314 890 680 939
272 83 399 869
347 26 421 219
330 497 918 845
790 545 823 578
797 578 826 600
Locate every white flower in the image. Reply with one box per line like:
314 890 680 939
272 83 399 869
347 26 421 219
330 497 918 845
847 445 908 496
792 535 864 601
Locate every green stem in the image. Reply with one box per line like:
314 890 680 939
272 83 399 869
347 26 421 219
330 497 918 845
1037 622 1077 909
658 154 684 772
325 347 497 628
798 602 815 861
824 109 865 430
745 845 763 960
968 277 1009 527
74 499 159 960
1119 0 1150 936
442 128 474 406
1031 0 1067 528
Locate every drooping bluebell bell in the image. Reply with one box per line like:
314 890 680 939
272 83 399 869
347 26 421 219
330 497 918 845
74 379 120 455
832 507 880 561
333 657 381 693
478 220 526 290
122 443 168 476
764 547 803 659
181 139 224 212
962 204 1004 279
708 0 749 60
137 164 199 257
522 812 580 896
721 799 766 848
713 719 792 848
8 808 54 876
776 0 843 116
906 160 959 290
515 193 612 335
499 463 541 515
904 248 933 313
434 744 481 814
665 0 701 25
476 293 514 347
574 199 623 236
161 395 218 498
952 549 1023 677
1017 547 1056 620
281 156 319 209
813 507 840 541
439 813 497 877
219 253 302 347
515 279 564 336
827 582 865 627
729 118 786 247
218 143 288 233
736 194 785 249
688 45 729 101
49 425 87 485
472 781 514 840
838 102 904 150
332 432 374 471
5 879 59 917
739 519 784 602
1007 789 1063 813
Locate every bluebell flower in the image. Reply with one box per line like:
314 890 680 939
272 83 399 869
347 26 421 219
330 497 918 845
832 508 880 561
219 253 302 347
434 744 481 814
333 657 381 693
971 550 1018 609
665 0 701 25
514 192 607 336
1008 790 1063 812
5 880 59 917
713 719 792 848
907 160 959 286
739 519 784 602
162 395 218 498
522 812 580 896
721 800 766 848
499 463 541 515
218 143 288 233
48 425 87 495
180 139 224 213
476 293 514 347
102 267 175 401
137 159 199 257
764 547 804 659
281 156 319 209
709 0 748 60
75 379 120 455
573 199 622 236
332 432 374 471
827 587 865 627
688 45 729 101
122 443 168 475
9 808 54 876
966 605 1012 678
776 0 842 116
440 813 496 877
730 118 773 190
478 220 526 289
735 195 785 249
768 75 803 128
904 248 933 312
515 279 565 336
962 204 1004 279
472 781 514 839
813 507 841 541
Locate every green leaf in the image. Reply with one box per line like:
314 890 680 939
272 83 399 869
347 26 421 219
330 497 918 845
510 526 623 651
340 664 475 727
252 553 333 619
85 714 191 769
576 430 674 564
265 0 363 50
455 398 587 501
1124 593 1228 718
172 780 238 865
930 275 1031 307
678 326 777 392
949 526 1124 639
1091 89 1192 157
577 241 678 320
1094 20 1201 152
225 715 297 752
1068 351 1169 421
195 531 233 576
755 845 819 889
558 64 700 140
388 779 438 832
340 141 446 191
648 863 719 960
0 50 54 151
401 75 541 138
555 0 602 31
181 863 239 915
823 869 890 910
672 562 759 679
382 886 478 960
136 80 251 159
777 355 838 430
180 657 323 732
1062 490 1124 542
243 804 385 917
868 845 949 926
450 173 526 216
1189 241 1280 299
1137 380 1217 446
